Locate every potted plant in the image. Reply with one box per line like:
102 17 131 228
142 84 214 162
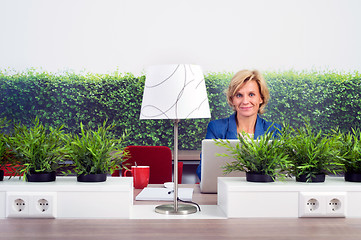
336 128 361 182
281 122 344 182
0 134 16 181
65 121 127 182
215 129 291 182
0 117 19 180
9 118 66 182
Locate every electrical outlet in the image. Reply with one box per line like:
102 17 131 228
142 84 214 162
37 199 50 212
6 193 30 218
299 192 346 218
325 193 346 217
299 193 325 217
6 192 57 218
29 193 57 218
306 198 320 212
14 198 27 212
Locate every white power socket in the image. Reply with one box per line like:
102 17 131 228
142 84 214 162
6 194 30 217
30 193 57 218
6 192 57 218
325 195 346 217
299 192 346 218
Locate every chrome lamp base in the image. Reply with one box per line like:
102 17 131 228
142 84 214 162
155 204 197 215
154 120 198 215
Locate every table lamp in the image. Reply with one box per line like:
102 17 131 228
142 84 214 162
140 64 211 215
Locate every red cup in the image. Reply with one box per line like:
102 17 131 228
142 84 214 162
124 166 150 189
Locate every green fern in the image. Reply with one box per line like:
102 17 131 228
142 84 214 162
9 117 66 176
65 121 128 175
280 120 344 179
336 128 361 173
215 129 292 180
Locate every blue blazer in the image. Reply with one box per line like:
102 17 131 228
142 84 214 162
196 113 281 180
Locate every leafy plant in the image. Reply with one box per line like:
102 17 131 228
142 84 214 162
215 129 291 180
0 135 7 166
0 134 15 166
336 128 361 174
0 118 9 163
9 117 66 176
65 121 128 175
0 117 18 178
281 121 344 181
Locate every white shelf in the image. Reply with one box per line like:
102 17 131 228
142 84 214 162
0 176 133 191
218 176 361 218
0 177 133 219
220 176 361 191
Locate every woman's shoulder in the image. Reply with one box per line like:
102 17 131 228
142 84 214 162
206 113 237 139
209 116 229 125
208 113 235 128
257 115 281 131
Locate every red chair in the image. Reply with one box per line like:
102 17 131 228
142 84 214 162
112 146 183 184
0 164 23 176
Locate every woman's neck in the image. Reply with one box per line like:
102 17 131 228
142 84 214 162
236 114 257 134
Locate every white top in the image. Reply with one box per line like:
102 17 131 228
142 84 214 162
239 132 254 140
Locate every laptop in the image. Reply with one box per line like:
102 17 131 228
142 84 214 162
200 139 245 193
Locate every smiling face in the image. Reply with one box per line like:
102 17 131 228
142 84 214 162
226 70 269 115
231 80 263 119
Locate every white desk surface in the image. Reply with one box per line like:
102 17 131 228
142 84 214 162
133 184 217 205
132 184 222 219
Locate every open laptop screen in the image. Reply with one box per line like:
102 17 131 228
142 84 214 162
200 139 245 193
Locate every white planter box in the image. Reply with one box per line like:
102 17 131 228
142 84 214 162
218 176 361 218
0 176 133 219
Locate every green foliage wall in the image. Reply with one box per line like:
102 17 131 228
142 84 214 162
264 70 361 132
1 69 360 150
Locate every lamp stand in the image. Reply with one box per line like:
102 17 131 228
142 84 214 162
155 119 197 215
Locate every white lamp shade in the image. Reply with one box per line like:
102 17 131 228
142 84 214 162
140 64 211 120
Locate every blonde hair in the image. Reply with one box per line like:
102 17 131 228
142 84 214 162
226 70 269 114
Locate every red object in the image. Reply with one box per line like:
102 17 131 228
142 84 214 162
113 146 183 184
111 169 121 177
0 164 23 176
124 166 150 189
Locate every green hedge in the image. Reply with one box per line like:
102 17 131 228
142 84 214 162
1 69 360 150
264 70 361 132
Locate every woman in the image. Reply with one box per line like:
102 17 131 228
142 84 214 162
196 69 281 180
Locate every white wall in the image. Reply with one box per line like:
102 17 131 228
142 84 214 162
0 0 360 75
